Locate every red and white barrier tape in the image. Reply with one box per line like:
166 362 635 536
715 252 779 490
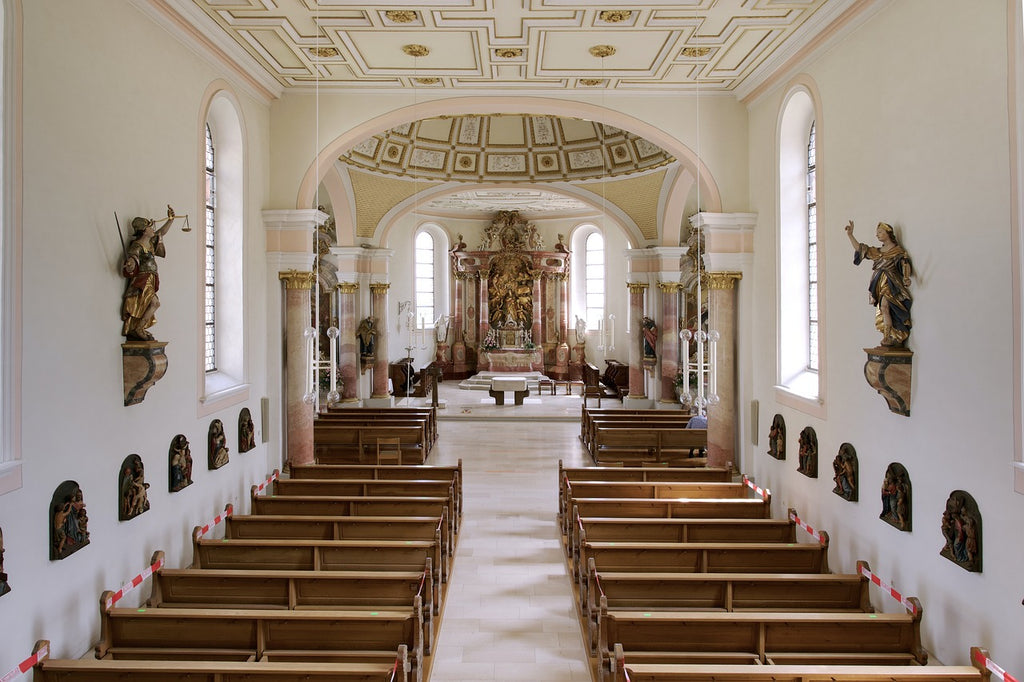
857 563 919 615
741 474 770 500
196 503 234 537
0 643 48 682
254 470 280 495
787 509 827 545
973 649 1019 682
105 556 165 610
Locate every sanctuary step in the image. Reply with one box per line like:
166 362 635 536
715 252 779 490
457 371 550 391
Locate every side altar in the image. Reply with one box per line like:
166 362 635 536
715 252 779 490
448 210 571 379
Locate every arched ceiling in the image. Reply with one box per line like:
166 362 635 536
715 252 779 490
339 114 675 183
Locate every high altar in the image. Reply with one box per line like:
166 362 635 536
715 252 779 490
448 210 570 379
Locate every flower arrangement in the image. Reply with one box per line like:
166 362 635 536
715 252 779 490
523 330 536 350
481 328 499 351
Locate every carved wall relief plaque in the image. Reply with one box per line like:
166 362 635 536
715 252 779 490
238 408 256 453
208 419 230 470
169 434 193 492
119 454 150 521
940 490 982 572
796 426 818 478
767 414 786 460
831 443 858 502
0 527 10 597
50 481 89 560
880 462 912 531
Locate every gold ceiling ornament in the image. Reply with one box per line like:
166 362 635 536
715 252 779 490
599 10 632 23
385 10 417 23
402 44 430 57
681 47 712 58
309 46 340 58
589 44 616 58
579 78 605 86
414 77 440 85
494 48 523 59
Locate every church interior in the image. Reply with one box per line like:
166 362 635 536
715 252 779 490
2 0 1024 679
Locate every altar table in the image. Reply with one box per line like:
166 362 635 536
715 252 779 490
489 376 529 405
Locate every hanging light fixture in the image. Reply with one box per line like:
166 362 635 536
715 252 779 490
679 56 718 417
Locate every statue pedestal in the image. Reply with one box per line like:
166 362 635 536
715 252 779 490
122 340 168 406
864 346 913 416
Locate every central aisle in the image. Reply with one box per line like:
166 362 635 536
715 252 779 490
427 419 593 681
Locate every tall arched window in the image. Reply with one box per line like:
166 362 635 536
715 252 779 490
204 123 216 372
778 82 825 416
200 88 247 412
585 231 606 329
414 230 434 326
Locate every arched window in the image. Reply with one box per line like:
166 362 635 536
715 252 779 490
777 83 825 416
0 0 21 494
200 89 247 412
414 231 434 326
204 123 216 372
585 231 606 329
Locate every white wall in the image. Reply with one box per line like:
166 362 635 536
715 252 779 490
747 0 1022 670
0 0 274 666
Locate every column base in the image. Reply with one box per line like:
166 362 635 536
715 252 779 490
623 396 655 409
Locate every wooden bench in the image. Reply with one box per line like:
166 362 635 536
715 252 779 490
579 539 830 609
147 549 437 648
570 515 799 576
313 424 428 465
580 411 693 451
322 406 437 445
568 496 772 523
95 596 425 682
34 640 410 682
270 478 460 525
248 493 455 540
590 426 708 464
596 605 927 682
224 513 453 575
584 559 869 653
315 416 434 453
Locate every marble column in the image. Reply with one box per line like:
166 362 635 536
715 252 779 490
369 282 392 403
451 273 469 377
658 282 683 408
531 274 542 347
706 272 742 469
559 272 569 345
478 275 490 345
337 282 360 403
626 282 649 399
278 270 316 467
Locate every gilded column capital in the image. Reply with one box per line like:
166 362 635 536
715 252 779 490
626 281 650 294
454 271 474 281
336 282 359 294
707 271 743 290
657 281 683 293
368 282 391 295
278 270 316 290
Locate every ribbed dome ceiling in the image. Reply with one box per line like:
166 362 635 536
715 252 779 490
339 114 675 183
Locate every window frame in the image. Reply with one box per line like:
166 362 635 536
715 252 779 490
570 223 606 338
204 123 217 373
775 81 827 419
412 222 450 332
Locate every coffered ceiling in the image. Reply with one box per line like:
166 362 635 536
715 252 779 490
161 1 860 98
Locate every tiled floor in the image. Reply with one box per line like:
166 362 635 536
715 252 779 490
423 382 596 681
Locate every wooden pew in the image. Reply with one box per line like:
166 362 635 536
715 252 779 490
95 594 426 682
34 640 410 682
313 424 428 464
568 496 772 524
610 644 982 682
314 416 433 453
270 478 460 525
561 482 749 533
584 559 869 653
580 409 692 450
596 603 928 682
589 426 708 464
147 549 437 648
570 515 799 578
290 462 461 512
323 406 437 445
579 538 830 609
191 535 444 596
224 513 453 575
248 492 456 540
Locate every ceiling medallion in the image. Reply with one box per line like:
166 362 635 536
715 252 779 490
414 77 440 85
589 45 616 58
309 46 340 58
579 78 605 86
681 47 712 58
494 48 523 59
385 10 417 23
599 10 632 23
402 44 430 57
